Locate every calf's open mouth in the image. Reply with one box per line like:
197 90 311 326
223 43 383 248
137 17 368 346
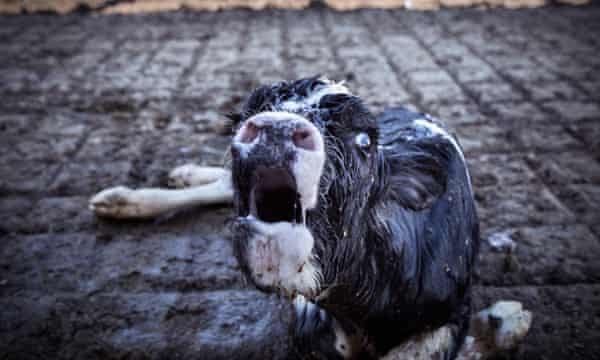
249 166 303 224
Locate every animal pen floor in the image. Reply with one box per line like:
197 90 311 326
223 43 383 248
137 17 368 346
1 4 599 359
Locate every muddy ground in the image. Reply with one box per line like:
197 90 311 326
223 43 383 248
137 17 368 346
1 4 599 360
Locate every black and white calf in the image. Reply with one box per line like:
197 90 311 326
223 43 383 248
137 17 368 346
228 77 478 359
90 77 531 359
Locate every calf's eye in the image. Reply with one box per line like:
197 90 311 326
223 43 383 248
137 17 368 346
354 132 371 148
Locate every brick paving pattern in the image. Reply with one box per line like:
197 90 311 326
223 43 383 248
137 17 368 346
1 5 599 359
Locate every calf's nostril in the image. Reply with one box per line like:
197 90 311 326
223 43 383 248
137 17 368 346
293 129 315 150
240 121 259 143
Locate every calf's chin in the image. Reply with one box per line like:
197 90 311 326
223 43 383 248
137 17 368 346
243 220 321 297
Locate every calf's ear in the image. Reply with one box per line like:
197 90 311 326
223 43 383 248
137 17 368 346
224 112 244 134
385 139 450 211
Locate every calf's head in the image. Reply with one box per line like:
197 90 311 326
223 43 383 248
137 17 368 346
231 111 325 223
230 77 379 299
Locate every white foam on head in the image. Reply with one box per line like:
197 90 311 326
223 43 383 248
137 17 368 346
246 111 307 125
278 78 351 112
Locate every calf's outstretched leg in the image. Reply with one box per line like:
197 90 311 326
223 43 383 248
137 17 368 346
167 164 229 188
89 167 232 219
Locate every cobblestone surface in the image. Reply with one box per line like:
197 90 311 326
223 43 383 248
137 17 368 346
1 5 600 359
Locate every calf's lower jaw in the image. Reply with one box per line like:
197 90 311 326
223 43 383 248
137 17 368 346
236 162 324 298
244 219 322 298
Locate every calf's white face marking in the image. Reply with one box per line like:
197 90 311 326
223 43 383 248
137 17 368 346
232 111 326 296
233 111 326 210
293 137 325 211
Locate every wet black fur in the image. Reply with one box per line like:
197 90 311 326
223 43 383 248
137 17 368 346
229 77 480 359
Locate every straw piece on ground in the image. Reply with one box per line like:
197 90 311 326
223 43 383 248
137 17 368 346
102 0 182 14
556 0 589 5
405 0 441 10
440 0 483 8
24 0 78 13
103 0 310 13
0 0 20 13
503 0 546 8
324 0 405 10
22 0 109 13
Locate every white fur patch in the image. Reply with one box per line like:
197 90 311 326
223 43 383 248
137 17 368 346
382 326 453 360
473 301 533 350
246 111 304 125
333 320 352 359
278 78 350 112
293 140 325 210
246 219 321 297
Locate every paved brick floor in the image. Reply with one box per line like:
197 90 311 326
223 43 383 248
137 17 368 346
1 5 599 360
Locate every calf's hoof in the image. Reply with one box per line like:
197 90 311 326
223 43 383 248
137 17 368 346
89 186 144 219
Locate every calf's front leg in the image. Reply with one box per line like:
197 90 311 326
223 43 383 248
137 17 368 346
89 169 233 219
291 295 373 360
291 297 531 360
383 301 532 360
167 164 229 188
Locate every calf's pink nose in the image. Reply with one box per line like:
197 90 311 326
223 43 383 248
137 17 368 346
236 119 317 151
